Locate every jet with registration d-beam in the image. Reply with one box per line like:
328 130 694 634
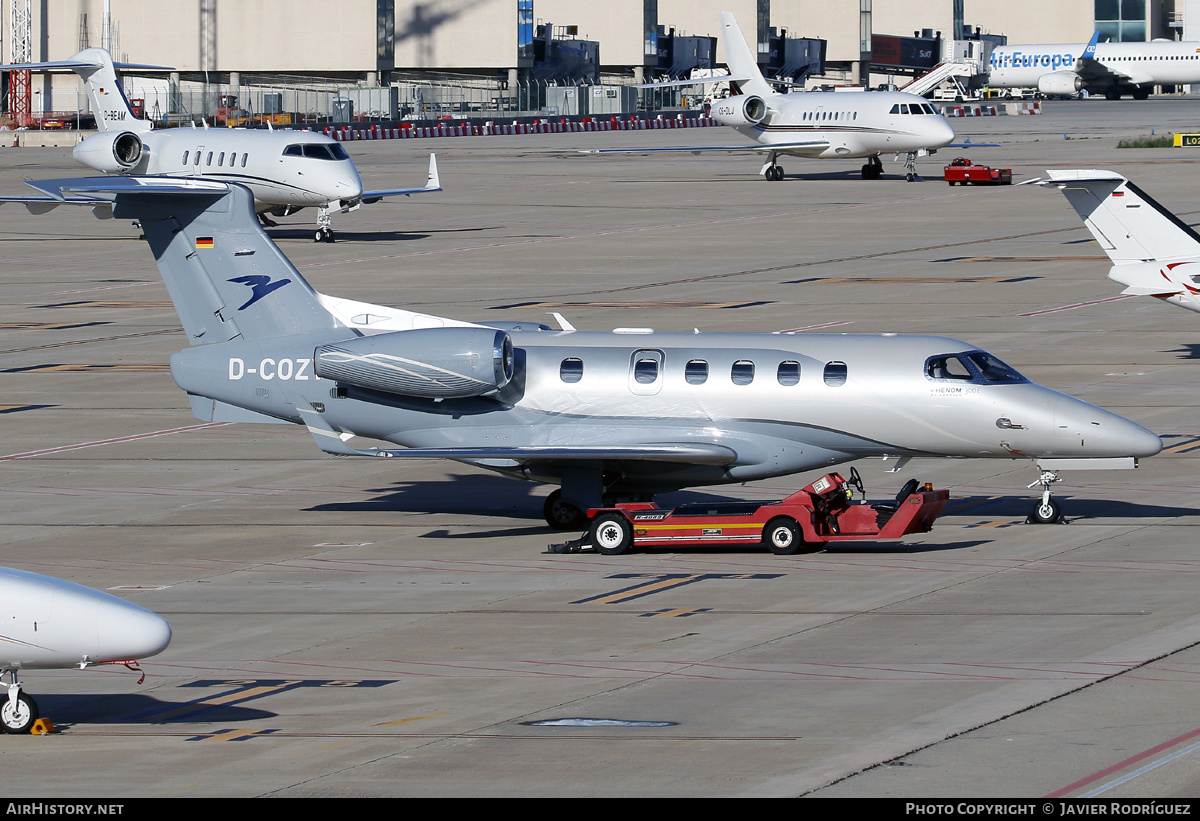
590 11 956 181
1041 169 1200 314
0 48 439 242
988 31 1200 100
1 566 171 733
23 175 1160 530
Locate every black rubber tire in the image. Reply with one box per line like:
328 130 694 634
1029 498 1063 524
763 517 803 555
589 513 633 556
543 490 586 531
1 692 38 734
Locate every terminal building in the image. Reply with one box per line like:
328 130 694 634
1 0 1192 123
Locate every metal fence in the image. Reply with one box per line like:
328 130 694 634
10 74 712 130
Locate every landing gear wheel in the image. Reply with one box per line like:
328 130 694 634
765 165 783 181
1 692 37 734
1029 498 1063 525
314 228 334 243
763 517 802 555
906 172 916 182
1105 88 1121 100
543 490 586 531
589 513 633 556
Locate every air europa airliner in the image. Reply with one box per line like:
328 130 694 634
987 31 1200 99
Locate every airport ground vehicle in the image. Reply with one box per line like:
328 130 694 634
944 157 1012 186
550 470 950 555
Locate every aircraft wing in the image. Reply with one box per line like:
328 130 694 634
299 410 737 465
580 140 831 157
360 153 440 203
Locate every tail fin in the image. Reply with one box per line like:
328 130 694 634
1045 169 1200 264
718 12 774 98
3 48 164 134
27 176 345 344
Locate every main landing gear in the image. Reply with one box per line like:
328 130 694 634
1026 469 1065 524
861 156 883 180
544 489 587 530
2 671 38 734
760 152 785 181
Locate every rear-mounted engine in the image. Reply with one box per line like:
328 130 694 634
314 327 514 399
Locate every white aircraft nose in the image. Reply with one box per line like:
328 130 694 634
932 116 956 149
94 598 172 662
1053 394 1162 458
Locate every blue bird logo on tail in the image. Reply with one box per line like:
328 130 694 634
228 275 292 310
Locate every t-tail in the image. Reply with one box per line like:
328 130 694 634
1043 169 1200 313
3 48 161 134
718 11 775 98
26 176 345 343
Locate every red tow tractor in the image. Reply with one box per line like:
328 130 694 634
944 157 1012 186
549 469 950 556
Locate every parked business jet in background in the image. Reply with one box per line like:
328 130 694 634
988 32 1200 99
22 174 1160 529
1 566 171 733
1042 169 1200 313
595 12 956 181
0 48 440 241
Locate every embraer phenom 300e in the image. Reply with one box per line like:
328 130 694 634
0 48 439 241
22 175 1161 530
607 12 956 181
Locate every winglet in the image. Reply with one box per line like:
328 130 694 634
1081 31 1100 61
426 153 440 191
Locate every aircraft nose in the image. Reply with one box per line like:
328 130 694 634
1054 394 1162 458
94 599 172 661
933 116 956 148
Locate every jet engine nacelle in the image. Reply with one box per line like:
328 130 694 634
314 327 515 399
72 130 144 173
711 95 769 128
1037 71 1084 95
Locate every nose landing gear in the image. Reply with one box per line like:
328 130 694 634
314 204 335 243
1027 469 1065 524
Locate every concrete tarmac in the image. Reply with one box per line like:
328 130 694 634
3 98 1200 797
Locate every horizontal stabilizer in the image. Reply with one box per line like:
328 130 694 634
1042 169 1200 264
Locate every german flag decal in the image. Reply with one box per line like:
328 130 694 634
196 237 214 249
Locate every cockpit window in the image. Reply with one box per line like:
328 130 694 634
926 351 1028 384
283 144 303 156
301 143 350 160
926 355 973 380
966 352 1025 383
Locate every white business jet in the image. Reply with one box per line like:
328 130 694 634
988 32 1200 99
1040 169 1200 313
592 12 956 181
1 48 439 241
1 566 172 733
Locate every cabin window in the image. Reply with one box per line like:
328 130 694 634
559 358 583 383
206 151 213 166
823 361 847 387
926 355 973 380
181 150 189 165
241 154 249 167
685 359 708 385
731 360 755 386
633 357 659 384
777 361 800 386
218 152 225 166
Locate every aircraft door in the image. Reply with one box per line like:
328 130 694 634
628 349 665 396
